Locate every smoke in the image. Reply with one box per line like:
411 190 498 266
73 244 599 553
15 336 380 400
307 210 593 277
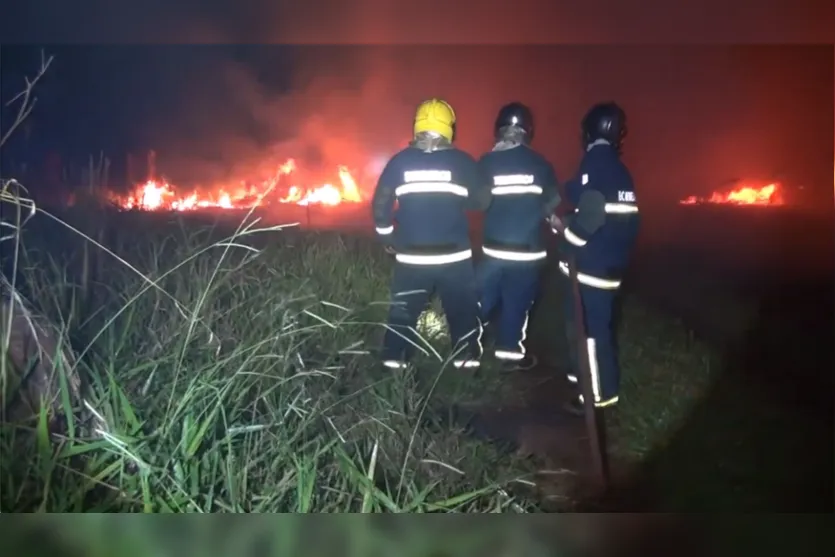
139 42 579 196
128 27 831 209
139 45 424 193
126 9 582 191
3 2 831 215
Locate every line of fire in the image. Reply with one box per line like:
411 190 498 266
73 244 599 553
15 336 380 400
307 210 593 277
58 150 786 213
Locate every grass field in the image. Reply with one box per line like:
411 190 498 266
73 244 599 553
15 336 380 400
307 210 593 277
1 206 527 512
0 197 727 514
2 198 830 514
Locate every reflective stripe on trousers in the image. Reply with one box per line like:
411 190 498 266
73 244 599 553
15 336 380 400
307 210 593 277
567 341 619 408
584 338 618 407
383 358 481 369
563 267 620 408
493 304 530 361
453 319 484 368
578 393 619 408
453 359 481 368
382 359 408 369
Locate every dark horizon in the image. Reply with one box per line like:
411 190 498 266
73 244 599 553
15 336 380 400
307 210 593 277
1 44 832 213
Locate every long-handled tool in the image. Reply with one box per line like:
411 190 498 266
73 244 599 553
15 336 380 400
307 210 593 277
568 254 610 491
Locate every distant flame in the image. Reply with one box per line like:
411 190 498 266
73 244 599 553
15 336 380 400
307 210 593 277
680 182 784 206
279 165 362 206
110 158 364 211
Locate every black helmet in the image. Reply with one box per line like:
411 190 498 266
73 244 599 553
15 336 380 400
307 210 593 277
581 102 627 151
494 102 534 142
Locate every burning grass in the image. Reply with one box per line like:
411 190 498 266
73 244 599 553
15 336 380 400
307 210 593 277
0 201 721 514
108 157 366 211
679 180 785 206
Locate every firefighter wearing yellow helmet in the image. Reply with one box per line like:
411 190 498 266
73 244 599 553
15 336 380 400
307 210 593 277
371 98 491 370
413 98 457 142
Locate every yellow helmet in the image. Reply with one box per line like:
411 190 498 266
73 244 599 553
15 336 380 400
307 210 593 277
413 98 456 143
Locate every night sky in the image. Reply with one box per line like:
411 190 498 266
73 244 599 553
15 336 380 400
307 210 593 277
1 2 833 215
4 0 834 44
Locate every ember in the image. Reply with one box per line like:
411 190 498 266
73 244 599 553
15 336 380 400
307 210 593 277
680 182 784 206
110 158 364 211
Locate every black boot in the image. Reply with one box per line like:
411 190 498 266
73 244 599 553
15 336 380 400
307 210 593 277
515 354 539 371
562 393 585 417
380 360 410 373
498 354 539 373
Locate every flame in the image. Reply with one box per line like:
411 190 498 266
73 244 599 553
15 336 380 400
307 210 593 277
279 165 362 206
680 182 785 206
111 158 365 211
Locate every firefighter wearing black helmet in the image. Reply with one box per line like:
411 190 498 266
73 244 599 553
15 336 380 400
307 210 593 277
477 102 561 369
554 102 640 415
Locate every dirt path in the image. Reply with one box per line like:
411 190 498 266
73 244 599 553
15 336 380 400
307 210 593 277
455 359 610 508
459 254 833 511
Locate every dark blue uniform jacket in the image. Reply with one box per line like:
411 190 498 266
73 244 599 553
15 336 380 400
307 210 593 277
478 145 561 261
371 146 489 260
562 142 640 279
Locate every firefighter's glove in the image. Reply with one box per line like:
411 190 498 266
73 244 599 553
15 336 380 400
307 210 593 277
547 214 565 235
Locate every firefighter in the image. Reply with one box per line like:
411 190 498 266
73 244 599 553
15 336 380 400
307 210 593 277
372 98 490 370
555 102 640 415
477 102 561 369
